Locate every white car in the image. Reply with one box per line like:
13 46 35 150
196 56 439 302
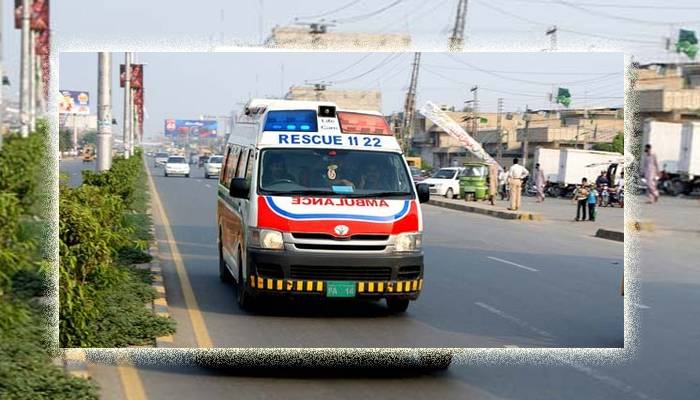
204 155 223 179
164 156 190 177
154 152 170 167
421 167 465 198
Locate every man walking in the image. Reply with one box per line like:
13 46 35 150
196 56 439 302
643 144 660 204
534 163 545 202
498 166 509 200
507 158 529 211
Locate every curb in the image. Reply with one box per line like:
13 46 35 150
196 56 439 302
145 205 175 348
62 349 89 379
428 199 543 221
595 228 624 242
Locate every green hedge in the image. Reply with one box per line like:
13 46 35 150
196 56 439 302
60 150 175 347
0 126 98 400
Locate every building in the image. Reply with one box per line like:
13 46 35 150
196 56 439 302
411 105 623 168
266 26 411 50
635 62 700 123
285 86 382 112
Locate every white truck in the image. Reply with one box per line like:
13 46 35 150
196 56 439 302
643 120 700 195
534 148 622 197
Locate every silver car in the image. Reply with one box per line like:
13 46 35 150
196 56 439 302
204 155 223 179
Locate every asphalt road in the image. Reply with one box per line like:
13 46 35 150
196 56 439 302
59 158 700 399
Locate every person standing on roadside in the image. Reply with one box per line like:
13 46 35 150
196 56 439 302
643 144 660 204
507 158 529 211
587 184 598 221
498 166 509 200
534 163 545 203
572 178 590 221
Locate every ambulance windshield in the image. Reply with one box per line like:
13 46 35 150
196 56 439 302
258 148 414 198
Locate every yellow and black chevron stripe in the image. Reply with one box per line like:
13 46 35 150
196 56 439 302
250 276 423 294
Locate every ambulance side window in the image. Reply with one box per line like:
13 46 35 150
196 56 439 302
245 149 255 184
225 146 241 188
219 147 231 186
236 149 249 179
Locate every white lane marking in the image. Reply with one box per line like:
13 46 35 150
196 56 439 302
205 183 211 188
475 302 553 338
487 256 539 272
632 303 650 309
504 345 656 400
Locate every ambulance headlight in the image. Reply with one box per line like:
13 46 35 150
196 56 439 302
395 232 422 252
249 228 284 250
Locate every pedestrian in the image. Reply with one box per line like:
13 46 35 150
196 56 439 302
572 178 590 221
534 163 545 203
488 163 499 206
643 144 660 204
498 166 509 200
507 158 529 211
588 184 598 221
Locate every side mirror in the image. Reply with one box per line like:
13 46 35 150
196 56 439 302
417 183 430 203
229 177 250 199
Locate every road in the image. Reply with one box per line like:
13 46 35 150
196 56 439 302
59 158 700 399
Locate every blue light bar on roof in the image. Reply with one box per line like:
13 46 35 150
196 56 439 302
263 110 318 132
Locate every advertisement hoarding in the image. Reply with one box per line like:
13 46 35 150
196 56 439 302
164 119 218 138
58 90 90 115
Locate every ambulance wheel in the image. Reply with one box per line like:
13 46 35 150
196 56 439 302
386 298 410 313
445 188 454 199
236 250 255 311
218 237 233 283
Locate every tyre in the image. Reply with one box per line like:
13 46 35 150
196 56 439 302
386 298 410 313
445 188 454 199
669 179 684 196
164 171 168 177
218 237 234 283
236 249 255 311
205 173 209 179
185 173 190 178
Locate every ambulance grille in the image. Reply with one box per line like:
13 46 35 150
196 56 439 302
294 243 386 251
290 265 392 281
291 233 389 241
255 263 284 279
398 265 422 280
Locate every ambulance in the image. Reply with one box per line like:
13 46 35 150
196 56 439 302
217 99 430 313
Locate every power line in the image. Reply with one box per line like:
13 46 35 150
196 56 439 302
505 0 700 10
553 0 700 26
333 0 404 24
421 63 617 76
330 53 402 84
306 53 375 82
295 0 363 20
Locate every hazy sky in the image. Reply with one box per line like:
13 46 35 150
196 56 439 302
3 0 697 138
58 52 623 140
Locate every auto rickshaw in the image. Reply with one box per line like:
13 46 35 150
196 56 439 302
459 162 489 201
82 145 95 163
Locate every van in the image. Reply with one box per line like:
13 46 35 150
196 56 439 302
217 99 430 313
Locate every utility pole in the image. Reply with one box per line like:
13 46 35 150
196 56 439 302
522 105 531 167
97 52 113 171
401 52 421 154
123 52 132 159
546 25 557 51
29 31 36 132
448 0 469 51
496 97 504 161
470 85 478 137
19 0 31 137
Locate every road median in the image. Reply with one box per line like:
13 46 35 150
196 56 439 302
428 197 543 221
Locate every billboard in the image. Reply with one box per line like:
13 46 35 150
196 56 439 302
164 119 218 138
14 0 50 31
58 90 90 115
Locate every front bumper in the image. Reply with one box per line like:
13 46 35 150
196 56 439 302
245 249 424 300
165 168 190 175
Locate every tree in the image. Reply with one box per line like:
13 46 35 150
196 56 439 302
59 130 72 152
592 132 623 153
79 130 98 147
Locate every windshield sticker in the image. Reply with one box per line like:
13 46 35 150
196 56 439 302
277 133 383 148
331 185 354 194
327 164 338 180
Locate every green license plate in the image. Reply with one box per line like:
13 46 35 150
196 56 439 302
326 281 356 298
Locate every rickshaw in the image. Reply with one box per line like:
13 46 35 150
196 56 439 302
459 162 489 201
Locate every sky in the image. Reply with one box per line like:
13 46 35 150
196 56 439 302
3 0 698 138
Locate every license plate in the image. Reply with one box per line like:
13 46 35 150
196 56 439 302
326 281 356 298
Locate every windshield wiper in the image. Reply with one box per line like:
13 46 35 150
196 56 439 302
269 189 338 196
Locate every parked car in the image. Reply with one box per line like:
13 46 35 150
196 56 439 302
421 167 465 198
164 156 190 177
204 155 223 179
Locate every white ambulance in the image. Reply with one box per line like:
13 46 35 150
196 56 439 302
217 99 430 313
